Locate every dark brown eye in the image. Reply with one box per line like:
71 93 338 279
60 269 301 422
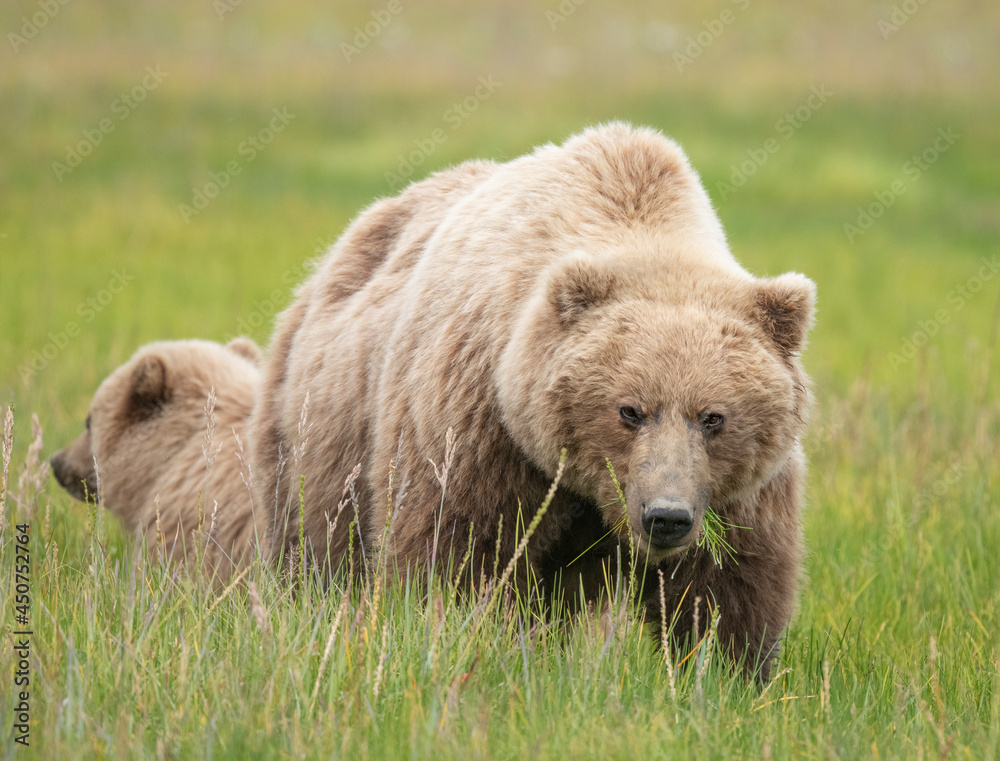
85 414 91 432
619 406 643 428
702 412 725 431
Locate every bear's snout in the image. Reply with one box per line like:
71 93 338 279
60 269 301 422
50 450 70 485
625 420 710 559
50 450 97 502
641 498 694 548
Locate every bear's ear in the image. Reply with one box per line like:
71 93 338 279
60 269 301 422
548 252 615 327
129 354 170 417
751 273 816 356
226 336 262 365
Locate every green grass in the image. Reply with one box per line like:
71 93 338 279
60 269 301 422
1 0 999 758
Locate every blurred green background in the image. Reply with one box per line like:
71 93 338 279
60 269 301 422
1 2 999 757
2 0 998 436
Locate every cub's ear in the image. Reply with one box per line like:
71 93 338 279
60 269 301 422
226 336 262 365
548 252 615 327
752 273 816 356
129 354 170 417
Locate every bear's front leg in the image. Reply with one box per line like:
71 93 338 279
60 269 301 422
644 528 801 684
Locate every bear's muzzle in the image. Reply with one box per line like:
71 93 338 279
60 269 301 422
50 450 97 502
641 497 695 548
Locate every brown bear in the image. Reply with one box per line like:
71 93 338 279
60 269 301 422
51 338 265 584
252 123 815 680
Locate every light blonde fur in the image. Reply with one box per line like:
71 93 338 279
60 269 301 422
51 338 265 584
253 123 816 680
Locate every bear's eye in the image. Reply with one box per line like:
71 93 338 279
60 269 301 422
619 406 644 428
85 414 91 432
701 411 725 431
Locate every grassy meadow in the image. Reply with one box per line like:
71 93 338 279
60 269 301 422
1 0 999 758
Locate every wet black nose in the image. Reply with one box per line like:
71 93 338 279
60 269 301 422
641 499 694 547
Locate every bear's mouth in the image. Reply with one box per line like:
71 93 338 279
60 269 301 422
629 528 697 566
50 452 98 502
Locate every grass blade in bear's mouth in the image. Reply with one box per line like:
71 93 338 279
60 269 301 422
699 507 747 567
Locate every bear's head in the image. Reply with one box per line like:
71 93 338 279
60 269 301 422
498 252 815 566
50 338 261 527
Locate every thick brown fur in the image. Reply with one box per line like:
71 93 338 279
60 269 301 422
252 123 815 680
51 338 265 584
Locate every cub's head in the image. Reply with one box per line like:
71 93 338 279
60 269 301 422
50 338 261 525
499 253 815 565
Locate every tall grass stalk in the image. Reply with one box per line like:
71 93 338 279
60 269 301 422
0 405 13 536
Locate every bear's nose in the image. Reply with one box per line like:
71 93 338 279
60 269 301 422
641 499 694 547
49 453 68 486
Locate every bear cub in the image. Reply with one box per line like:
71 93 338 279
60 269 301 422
51 338 264 583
